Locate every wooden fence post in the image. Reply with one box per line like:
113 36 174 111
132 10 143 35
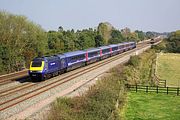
177 88 179 96
146 86 148 93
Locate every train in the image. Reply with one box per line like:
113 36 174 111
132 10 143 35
150 36 162 44
29 41 136 81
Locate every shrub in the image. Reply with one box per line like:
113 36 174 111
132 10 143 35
47 66 126 120
128 55 140 68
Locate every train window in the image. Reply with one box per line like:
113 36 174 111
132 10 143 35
88 51 99 58
119 45 124 49
112 47 118 51
32 61 42 67
70 54 85 62
102 49 110 54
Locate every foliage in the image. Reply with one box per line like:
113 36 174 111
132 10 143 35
166 30 180 53
135 30 145 42
97 22 114 44
0 11 47 73
128 55 140 68
123 49 156 85
109 30 125 44
151 40 167 52
145 31 162 39
47 66 126 120
95 34 104 47
123 92 180 120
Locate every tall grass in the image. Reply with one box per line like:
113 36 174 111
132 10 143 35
123 49 156 85
47 65 126 120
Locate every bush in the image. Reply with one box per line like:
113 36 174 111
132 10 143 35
128 55 140 68
47 67 126 120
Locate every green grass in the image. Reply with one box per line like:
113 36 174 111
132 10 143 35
123 92 180 120
157 53 180 87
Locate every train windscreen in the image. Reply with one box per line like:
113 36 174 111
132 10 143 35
31 61 42 67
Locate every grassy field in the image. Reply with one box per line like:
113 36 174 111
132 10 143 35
157 53 180 87
123 92 180 120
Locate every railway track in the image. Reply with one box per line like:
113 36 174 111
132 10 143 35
0 40 160 119
0 70 29 85
0 43 150 113
0 39 150 86
0 69 28 81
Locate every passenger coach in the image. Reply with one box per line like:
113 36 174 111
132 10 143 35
84 48 100 64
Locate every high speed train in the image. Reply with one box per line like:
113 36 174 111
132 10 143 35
29 42 136 81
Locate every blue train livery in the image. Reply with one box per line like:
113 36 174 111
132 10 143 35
29 41 136 81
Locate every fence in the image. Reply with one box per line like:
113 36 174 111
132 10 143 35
153 75 166 87
126 84 179 96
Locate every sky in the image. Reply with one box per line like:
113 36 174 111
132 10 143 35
0 0 180 32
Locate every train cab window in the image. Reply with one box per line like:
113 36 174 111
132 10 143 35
31 61 42 67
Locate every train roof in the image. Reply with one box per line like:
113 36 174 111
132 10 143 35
98 46 110 49
117 41 135 45
63 50 86 57
56 54 66 59
33 55 60 61
84 48 100 52
108 44 118 47
128 41 136 43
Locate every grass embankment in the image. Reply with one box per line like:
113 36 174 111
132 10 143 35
157 53 180 87
47 65 126 120
124 49 156 85
46 49 157 120
123 92 180 120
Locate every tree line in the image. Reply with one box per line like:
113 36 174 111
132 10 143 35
152 31 180 53
0 11 158 74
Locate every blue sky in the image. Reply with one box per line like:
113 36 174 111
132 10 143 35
0 0 180 32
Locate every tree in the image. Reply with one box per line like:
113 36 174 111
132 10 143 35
58 26 63 32
98 22 114 44
95 34 104 47
0 11 47 73
109 30 124 44
135 30 145 42
166 30 180 53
